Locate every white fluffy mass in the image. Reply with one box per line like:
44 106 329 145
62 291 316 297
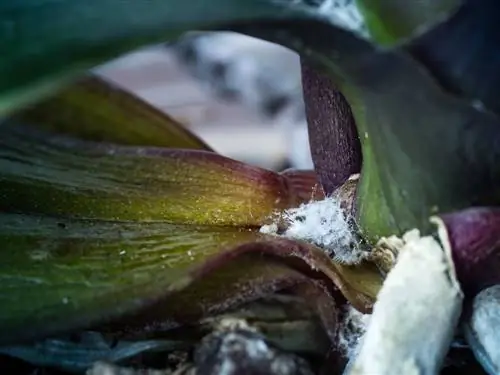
337 305 370 359
260 197 364 264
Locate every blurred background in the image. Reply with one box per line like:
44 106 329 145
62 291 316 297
95 32 313 171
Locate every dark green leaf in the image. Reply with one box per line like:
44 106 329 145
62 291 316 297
0 0 304 115
407 0 500 115
246 9 500 241
1 0 465 116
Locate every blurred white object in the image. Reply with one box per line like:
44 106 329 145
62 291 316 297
95 33 313 171
176 32 302 115
174 32 314 170
288 123 313 169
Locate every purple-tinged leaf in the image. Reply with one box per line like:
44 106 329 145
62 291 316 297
301 63 362 196
280 169 325 202
0 125 313 225
193 237 381 314
290 281 339 343
437 207 500 295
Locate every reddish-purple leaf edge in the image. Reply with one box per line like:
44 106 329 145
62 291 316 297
301 62 362 195
440 207 500 295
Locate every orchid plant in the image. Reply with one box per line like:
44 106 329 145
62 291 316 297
1 0 499 374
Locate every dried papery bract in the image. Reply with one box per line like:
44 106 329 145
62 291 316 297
464 285 500 375
348 226 463 375
368 229 420 274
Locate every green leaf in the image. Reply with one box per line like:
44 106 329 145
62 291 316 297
100 238 381 346
0 211 382 346
10 75 212 150
0 212 293 344
0 0 465 118
356 0 462 45
0 124 308 225
0 0 305 116
249 8 500 241
0 123 383 347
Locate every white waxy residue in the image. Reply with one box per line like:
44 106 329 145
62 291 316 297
337 305 370 359
260 197 364 264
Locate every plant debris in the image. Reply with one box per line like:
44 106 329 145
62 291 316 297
194 327 315 375
349 229 463 375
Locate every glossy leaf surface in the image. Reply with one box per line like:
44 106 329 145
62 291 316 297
10 75 212 150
